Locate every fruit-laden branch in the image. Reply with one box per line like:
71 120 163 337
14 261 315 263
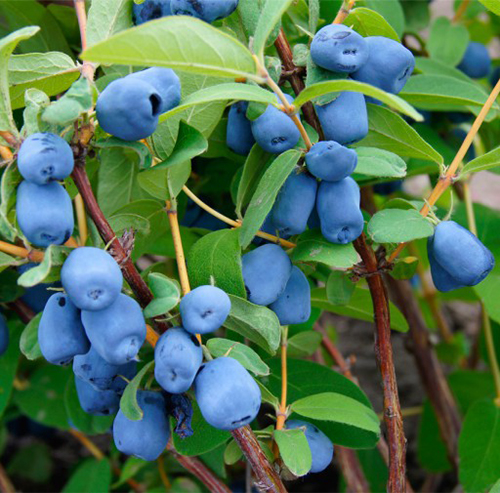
273 25 407 493
353 235 407 492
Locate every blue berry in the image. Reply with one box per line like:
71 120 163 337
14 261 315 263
305 141 358 182
457 42 491 79
133 0 172 24
75 376 120 416
0 314 9 357
171 0 238 23
226 101 255 155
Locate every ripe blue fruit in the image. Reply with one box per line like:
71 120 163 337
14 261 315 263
457 42 491 79
16 181 74 247
427 221 494 292
315 91 368 145
310 24 369 74
38 293 90 366
96 77 162 141
226 101 255 155
61 247 123 311
269 266 311 326
171 0 238 23
154 327 203 393
17 133 74 185
286 420 334 474
73 346 137 394
194 357 261 430
81 294 147 365
0 314 9 357
352 36 415 94
180 285 231 335
305 141 358 182
129 68 181 114
251 94 301 154
317 177 364 244
75 376 119 416
242 244 293 305
271 169 318 236
191 211 227 231
18 263 59 313
133 0 172 24
113 390 171 461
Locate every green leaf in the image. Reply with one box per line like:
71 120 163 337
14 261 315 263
0 162 21 242
159 83 276 123
458 400 500 492
311 287 409 333
294 80 421 121
8 442 53 483
94 137 152 170
308 0 320 34
87 0 133 47
344 7 400 41
415 57 472 83
427 17 469 67
224 439 243 465
82 17 260 81
391 256 419 281
240 149 302 248
492 479 500 493
119 361 155 421
253 0 294 60
224 295 281 355
113 457 148 488
9 52 79 110
62 458 112 493
188 229 246 298
22 88 51 135
17 245 69 287
291 229 359 269
400 75 499 111
290 392 380 436
64 376 114 436
326 271 356 306
274 428 312 477
355 104 443 165
206 338 270 376
0 26 40 135
287 331 322 358
153 121 208 170
143 273 181 318
236 145 273 218
19 312 42 361
478 0 500 15
364 0 405 38
0 321 20 418
462 146 500 176
14 366 71 429
367 209 434 244
42 77 93 126
354 147 407 179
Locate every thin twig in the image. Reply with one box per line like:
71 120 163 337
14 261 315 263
0 463 14 493
0 240 44 262
453 0 471 22
0 145 13 162
275 326 289 432
73 0 96 81
333 0 356 24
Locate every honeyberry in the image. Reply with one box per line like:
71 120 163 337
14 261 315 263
242 244 292 305
226 101 255 155
305 141 358 182
251 94 301 154
310 24 369 74
113 390 171 461
81 294 146 366
171 0 238 23
154 327 203 393
17 132 74 185
195 357 261 430
180 285 231 335
0 315 8 357
286 420 334 474
133 0 172 24
61 247 123 312
317 177 364 244
271 169 318 237
73 346 137 394
16 181 74 247
428 221 494 292
457 42 491 79
38 293 90 366
75 376 120 416
269 266 311 326
352 36 415 94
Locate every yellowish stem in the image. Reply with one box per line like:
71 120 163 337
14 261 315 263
333 0 356 24
75 193 88 246
0 240 44 262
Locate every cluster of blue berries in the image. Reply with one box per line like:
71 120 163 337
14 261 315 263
133 0 238 25
96 67 181 141
15 133 75 247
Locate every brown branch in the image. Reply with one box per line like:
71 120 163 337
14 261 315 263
7 299 35 324
353 234 406 493
274 30 323 140
384 276 461 469
167 444 232 493
232 426 287 493
0 463 14 493
336 447 371 493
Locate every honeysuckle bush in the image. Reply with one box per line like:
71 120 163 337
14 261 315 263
0 0 500 492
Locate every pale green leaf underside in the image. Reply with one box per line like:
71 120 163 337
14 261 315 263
462 146 500 176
